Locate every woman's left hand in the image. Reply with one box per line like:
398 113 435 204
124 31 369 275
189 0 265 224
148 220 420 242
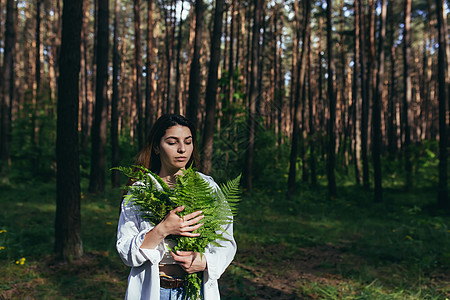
171 251 207 274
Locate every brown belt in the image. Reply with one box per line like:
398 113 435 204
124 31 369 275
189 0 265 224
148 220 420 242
160 275 185 289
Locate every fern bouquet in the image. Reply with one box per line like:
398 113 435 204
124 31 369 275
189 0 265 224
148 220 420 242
115 165 240 300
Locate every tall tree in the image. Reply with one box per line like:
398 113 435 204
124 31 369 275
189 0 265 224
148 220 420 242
245 0 264 190
326 0 337 198
353 0 362 185
186 0 204 129
372 0 387 202
134 0 143 147
403 0 413 187
201 0 225 174
145 0 155 132
88 0 109 193
0 0 15 179
288 0 311 195
54 0 83 260
435 0 448 208
111 0 121 188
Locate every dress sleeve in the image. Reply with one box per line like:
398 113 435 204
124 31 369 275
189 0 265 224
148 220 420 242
116 200 164 267
200 175 238 285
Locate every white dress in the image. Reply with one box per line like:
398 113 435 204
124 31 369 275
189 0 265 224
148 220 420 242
116 172 237 300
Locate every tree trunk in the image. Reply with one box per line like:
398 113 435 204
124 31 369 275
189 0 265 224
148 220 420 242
0 0 15 178
88 0 109 193
326 0 337 198
435 0 448 208
288 0 311 195
353 0 362 185
134 0 143 148
245 0 263 190
358 0 370 190
55 0 83 260
145 0 155 132
174 1 185 115
187 0 204 129
403 0 413 188
111 0 121 188
200 0 224 174
372 0 387 203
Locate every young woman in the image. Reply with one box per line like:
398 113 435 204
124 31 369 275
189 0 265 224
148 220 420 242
116 114 237 300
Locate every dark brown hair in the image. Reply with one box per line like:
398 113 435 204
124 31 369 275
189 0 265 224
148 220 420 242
134 114 199 175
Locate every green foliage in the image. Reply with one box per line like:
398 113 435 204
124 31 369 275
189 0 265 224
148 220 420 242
10 96 57 181
114 165 241 300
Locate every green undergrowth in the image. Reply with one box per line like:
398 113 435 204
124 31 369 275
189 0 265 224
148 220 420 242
0 176 449 299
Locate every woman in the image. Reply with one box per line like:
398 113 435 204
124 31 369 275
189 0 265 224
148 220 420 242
116 114 237 300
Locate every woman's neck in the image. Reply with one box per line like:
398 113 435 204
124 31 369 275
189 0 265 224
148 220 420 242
159 168 184 188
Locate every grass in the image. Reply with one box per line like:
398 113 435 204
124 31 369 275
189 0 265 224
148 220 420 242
0 175 449 299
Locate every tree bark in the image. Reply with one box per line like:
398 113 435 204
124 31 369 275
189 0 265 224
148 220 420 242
55 0 83 260
403 0 413 188
0 0 15 178
435 0 448 208
111 0 121 188
326 0 337 198
201 0 225 174
88 0 109 193
146 0 155 132
288 0 311 195
187 0 204 129
134 0 143 148
245 0 264 190
372 0 387 203
353 0 362 185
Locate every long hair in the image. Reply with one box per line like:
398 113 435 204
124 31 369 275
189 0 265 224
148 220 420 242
134 114 200 175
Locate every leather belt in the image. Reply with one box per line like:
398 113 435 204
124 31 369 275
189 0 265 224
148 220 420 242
160 275 185 289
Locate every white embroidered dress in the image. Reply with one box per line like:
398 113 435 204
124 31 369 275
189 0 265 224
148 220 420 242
116 172 237 300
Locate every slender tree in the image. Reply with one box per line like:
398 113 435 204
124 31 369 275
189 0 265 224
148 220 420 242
134 0 143 148
88 0 109 193
111 0 121 187
326 0 337 198
201 0 225 174
403 0 413 187
372 0 387 202
55 0 83 260
435 0 448 208
186 0 204 129
353 0 362 185
288 0 311 195
245 0 264 190
145 0 155 131
0 0 15 179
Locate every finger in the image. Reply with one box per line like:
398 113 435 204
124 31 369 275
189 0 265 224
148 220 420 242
175 250 193 256
171 206 185 214
181 222 203 233
184 215 204 226
183 210 203 221
179 231 201 237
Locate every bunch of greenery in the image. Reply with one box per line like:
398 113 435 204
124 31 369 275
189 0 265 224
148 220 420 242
115 165 241 300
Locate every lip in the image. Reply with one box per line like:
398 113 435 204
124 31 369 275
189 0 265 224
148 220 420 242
175 157 187 161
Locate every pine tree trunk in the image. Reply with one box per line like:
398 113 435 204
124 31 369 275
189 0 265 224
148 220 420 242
55 0 83 260
174 1 185 115
353 0 362 185
201 0 224 174
146 0 155 131
88 0 109 193
111 0 121 188
403 0 413 187
0 0 15 178
435 0 448 209
326 0 337 198
288 0 311 195
134 0 143 148
372 0 387 203
245 0 264 190
187 0 204 129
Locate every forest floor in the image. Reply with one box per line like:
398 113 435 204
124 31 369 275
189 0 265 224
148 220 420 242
0 180 449 299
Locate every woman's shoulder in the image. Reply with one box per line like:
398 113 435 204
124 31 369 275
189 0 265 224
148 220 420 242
196 172 218 187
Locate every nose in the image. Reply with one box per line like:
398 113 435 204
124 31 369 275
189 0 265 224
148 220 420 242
178 143 186 153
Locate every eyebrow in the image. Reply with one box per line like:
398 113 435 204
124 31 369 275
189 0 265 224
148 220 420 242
164 136 192 140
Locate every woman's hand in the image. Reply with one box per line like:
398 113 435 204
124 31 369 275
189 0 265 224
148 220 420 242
172 251 207 274
159 206 204 237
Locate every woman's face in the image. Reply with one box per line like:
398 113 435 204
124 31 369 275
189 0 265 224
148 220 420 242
157 125 193 175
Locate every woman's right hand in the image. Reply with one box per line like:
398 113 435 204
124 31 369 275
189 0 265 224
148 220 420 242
159 206 204 237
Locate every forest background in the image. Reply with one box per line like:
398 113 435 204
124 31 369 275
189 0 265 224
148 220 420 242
0 0 449 298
